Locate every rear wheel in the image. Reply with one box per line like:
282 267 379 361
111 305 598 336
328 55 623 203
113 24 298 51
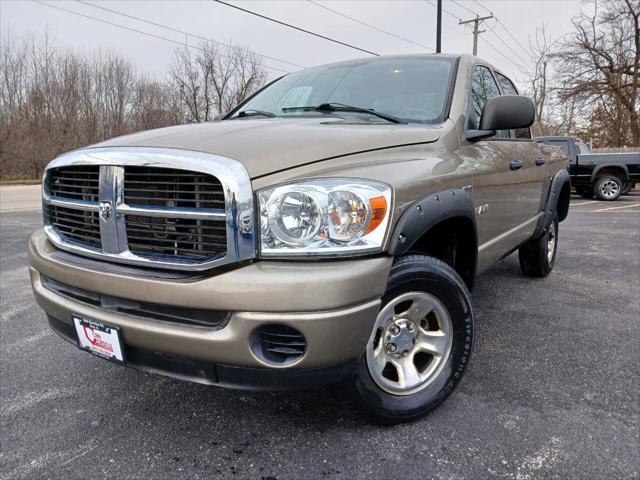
519 216 558 277
348 255 474 423
575 186 593 199
594 175 622 201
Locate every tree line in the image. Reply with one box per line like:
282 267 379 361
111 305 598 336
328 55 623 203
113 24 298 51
0 34 266 180
1 0 637 180
526 0 639 148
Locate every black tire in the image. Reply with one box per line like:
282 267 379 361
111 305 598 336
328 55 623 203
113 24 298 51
575 186 594 199
518 216 558 277
594 175 622 201
621 183 633 196
347 254 474 424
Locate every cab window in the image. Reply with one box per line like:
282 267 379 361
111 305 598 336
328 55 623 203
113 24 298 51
494 72 532 139
577 143 590 154
548 140 570 156
469 65 510 138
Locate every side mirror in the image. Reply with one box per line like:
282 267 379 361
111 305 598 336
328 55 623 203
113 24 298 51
466 95 535 142
214 112 228 122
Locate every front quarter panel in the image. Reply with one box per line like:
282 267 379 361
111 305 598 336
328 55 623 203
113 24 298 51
252 121 476 252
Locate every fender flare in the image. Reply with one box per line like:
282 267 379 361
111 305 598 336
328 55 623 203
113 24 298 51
591 164 629 183
533 169 570 238
388 189 478 282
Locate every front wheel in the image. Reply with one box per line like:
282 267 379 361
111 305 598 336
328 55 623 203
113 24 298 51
347 255 474 423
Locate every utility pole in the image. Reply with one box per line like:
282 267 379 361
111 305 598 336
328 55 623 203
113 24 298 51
436 0 442 53
459 14 493 55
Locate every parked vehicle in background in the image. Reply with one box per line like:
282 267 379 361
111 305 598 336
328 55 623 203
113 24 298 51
536 136 640 200
29 54 571 423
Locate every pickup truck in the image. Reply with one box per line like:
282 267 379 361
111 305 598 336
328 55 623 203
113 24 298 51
28 54 570 423
536 136 640 200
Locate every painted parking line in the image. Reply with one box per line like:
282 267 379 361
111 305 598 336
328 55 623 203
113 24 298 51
594 203 640 212
571 201 603 206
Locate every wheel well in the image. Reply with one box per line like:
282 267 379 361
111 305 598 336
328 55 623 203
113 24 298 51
557 181 570 221
595 167 627 182
408 217 476 290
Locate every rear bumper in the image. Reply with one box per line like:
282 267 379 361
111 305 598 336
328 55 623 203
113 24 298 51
29 229 391 380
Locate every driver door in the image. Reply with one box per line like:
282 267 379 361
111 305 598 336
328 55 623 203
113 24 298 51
461 65 535 272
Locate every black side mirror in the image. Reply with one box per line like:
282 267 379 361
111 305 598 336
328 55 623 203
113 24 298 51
466 95 535 142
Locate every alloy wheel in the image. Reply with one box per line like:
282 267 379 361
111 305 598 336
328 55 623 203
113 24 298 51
366 291 453 395
599 179 620 199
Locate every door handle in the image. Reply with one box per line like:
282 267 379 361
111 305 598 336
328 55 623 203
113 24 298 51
509 159 523 170
535 157 546 166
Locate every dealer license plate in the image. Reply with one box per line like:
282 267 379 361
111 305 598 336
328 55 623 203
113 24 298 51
73 315 125 364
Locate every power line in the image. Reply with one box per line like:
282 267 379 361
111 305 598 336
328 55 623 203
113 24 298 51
306 0 434 52
459 14 493 56
470 0 532 59
477 32 527 73
472 0 493 15
461 22 526 73
461 21 527 72
34 1 292 74
211 0 379 56
450 0 479 17
423 0 461 21
485 22 531 66
447 0 530 64
76 0 306 69
425 0 528 72
495 17 532 60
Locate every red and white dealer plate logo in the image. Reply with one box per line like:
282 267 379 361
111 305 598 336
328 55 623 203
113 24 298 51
73 316 124 363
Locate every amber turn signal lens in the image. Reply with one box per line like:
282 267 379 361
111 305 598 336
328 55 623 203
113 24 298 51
366 195 387 234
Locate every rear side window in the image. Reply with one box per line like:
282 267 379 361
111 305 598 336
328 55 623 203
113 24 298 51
495 72 518 95
495 72 532 139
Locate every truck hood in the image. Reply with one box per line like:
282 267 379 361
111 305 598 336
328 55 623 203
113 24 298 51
90 117 442 178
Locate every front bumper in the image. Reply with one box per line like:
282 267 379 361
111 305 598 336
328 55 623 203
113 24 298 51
28 230 391 386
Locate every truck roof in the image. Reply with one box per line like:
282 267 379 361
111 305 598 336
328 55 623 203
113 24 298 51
306 53 498 71
536 136 576 141
301 53 511 87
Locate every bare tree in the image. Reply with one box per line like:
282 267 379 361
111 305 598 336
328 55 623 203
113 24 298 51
169 40 267 123
554 0 640 146
526 24 559 135
0 33 269 180
0 34 188 180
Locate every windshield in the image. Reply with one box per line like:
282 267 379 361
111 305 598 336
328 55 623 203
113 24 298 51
230 57 455 124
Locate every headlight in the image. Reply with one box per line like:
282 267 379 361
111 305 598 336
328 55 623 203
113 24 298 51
258 178 392 257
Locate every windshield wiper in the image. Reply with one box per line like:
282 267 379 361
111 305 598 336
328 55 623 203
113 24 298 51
236 109 276 118
281 103 406 124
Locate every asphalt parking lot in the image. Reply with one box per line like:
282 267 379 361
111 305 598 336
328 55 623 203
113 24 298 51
1 192 639 479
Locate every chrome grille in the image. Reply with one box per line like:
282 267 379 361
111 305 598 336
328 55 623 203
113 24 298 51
42 148 255 271
46 205 101 247
48 166 100 202
125 215 226 259
124 167 225 209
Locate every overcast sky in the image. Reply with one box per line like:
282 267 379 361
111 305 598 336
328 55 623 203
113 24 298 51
1 0 594 88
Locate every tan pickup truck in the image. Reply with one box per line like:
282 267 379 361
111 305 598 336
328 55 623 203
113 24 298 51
28 54 570 422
